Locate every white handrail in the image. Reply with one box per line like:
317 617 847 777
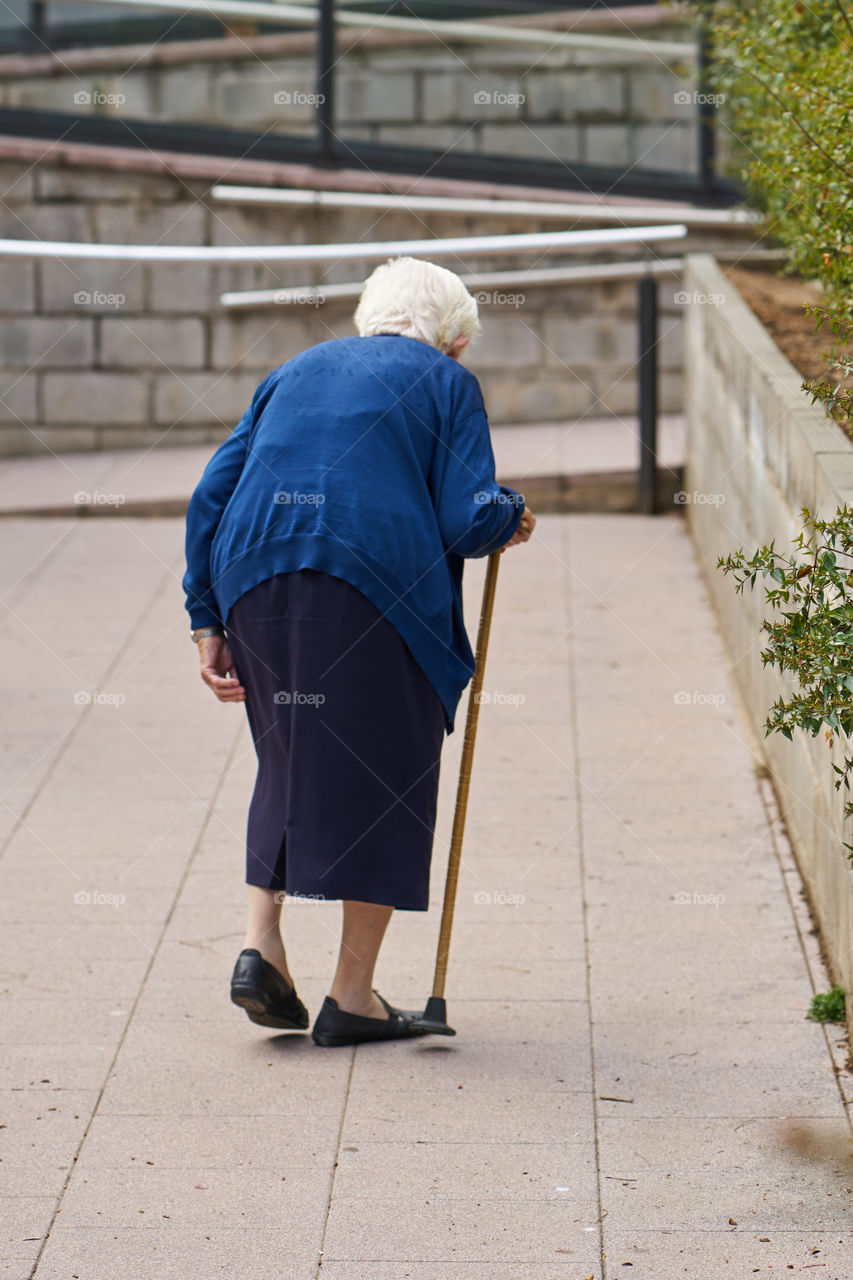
210 184 759 229
0 223 689 263
218 248 787 308
221 258 688 308
46 0 696 58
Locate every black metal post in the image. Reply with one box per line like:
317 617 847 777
27 1 47 51
637 274 659 516
697 29 716 204
316 0 337 167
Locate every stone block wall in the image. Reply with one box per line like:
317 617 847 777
0 151 750 456
0 22 700 176
684 253 853 996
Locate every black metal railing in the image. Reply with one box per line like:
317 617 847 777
1 1 733 205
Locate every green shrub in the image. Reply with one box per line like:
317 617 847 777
718 506 853 853
806 984 847 1023
698 0 853 426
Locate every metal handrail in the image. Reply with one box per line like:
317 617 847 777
210 185 759 229
45 0 696 57
220 257 687 308
217 249 785 309
0 223 689 263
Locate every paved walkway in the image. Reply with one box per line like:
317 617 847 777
2 474 853 1276
0 416 685 515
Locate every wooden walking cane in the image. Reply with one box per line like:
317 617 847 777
409 549 502 1036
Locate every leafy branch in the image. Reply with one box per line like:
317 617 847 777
718 506 853 854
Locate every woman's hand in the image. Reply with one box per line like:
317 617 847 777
198 634 246 703
501 507 537 551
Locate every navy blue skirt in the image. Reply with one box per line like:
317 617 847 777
225 570 446 911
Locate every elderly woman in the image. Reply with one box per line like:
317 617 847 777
183 256 535 1047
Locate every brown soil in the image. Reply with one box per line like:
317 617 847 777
724 266 829 382
723 265 853 442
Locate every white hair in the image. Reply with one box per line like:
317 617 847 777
353 256 481 354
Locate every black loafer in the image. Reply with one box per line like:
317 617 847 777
230 948 309 1030
311 990 428 1047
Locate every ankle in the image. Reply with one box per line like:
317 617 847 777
245 941 292 984
330 986 382 1018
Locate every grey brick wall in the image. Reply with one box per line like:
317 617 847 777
683 252 853 1004
0 26 700 177
0 155 752 457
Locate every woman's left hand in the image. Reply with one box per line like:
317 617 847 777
198 635 246 702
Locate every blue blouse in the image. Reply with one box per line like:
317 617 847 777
182 333 524 732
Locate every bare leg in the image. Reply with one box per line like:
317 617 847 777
328 900 393 1019
243 885 294 988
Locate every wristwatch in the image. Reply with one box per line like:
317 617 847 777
191 626 226 643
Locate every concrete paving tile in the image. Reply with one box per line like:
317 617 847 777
0 1250 43 1280
0 996 135 1045
0 1197 58 1264
601 1229 853 1278
374 958 586 1006
597 1116 853 1232
55 1163 333 1230
368 911 586 990
0 1145 77 1198
0 1089 97 1208
97 1059 348 1121
0 1088 99 1142
0 1042 113 1092
331 1139 597 1202
97 1028 349 1119
148 935 253 984
585 862 788 906
123 978 238 1024
323 1196 600 1264
32 1225 322 1279
453 830 582 873
0 940 154 1003
114 1008 328 1063
75 1114 337 1171
591 976 815 1025
437 798 580 852
586 902 803 958
586 930 810 989
1 846 195 896
592 1019 842 1119
342 1087 592 1146
390 997 592 1047
351 1035 588 1093
318 1267 599 1280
